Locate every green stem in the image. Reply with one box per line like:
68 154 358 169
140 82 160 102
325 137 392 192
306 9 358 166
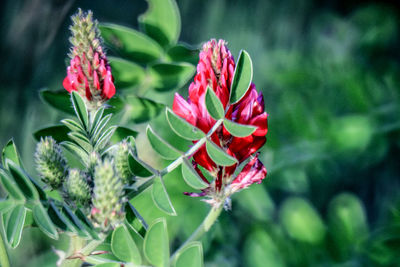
60 235 104 267
170 204 224 262
0 225 10 267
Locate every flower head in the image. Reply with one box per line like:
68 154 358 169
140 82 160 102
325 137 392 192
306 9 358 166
63 9 115 110
173 39 268 207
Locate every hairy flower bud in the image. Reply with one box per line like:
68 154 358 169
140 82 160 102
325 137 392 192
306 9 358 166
65 169 90 205
91 159 124 230
114 140 133 184
35 137 67 189
63 9 115 110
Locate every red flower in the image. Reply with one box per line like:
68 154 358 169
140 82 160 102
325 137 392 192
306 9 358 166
63 10 115 108
173 39 268 206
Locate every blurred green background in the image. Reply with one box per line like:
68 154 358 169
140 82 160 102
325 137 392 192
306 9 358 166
1 0 400 266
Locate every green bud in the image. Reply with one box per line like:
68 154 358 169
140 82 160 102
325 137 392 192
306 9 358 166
65 169 90 205
114 140 133 184
91 158 124 230
35 137 67 189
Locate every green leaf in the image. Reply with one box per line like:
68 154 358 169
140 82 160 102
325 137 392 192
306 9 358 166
2 139 22 167
280 197 326 244
62 119 85 133
125 202 148 233
68 132 92 152
33 125 70 143
139 0 181 46
144 218 169 267
110 127 138 144
181 159 209 189
229 50 253 104
124 96 165 123
5 204 26 248
223 119 257 137
205 86 224 120
112 224 142 264
61 204 90 238
175 242 203 267
75 209 100 240
40 89 74 115
146 126 181 160
47 202 69 231
92 114 112 143
71 91 89 130
205 140 237 166
152 177 176 216
149 62 195 92
128 152 154 178
33 204 58 239
90 107 105 132
0 169 25 201
108 57 146 89
94 126 117 151
61 141 89 165
166 108 205 141
6 160 39 201
100 23 163 63
167 43 199 65
0 199 14 214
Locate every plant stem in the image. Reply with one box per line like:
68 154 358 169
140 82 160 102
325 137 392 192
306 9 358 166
170 204 224 262
60 235 104 267
0 226 10 267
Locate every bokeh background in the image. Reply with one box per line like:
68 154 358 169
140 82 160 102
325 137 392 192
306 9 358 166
1 0 400 266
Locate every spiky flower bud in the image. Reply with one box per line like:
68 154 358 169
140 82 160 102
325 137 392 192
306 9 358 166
65 169 90 205
114 140 133 184
35 137 67 189
91 158 124 230
63 9 115 110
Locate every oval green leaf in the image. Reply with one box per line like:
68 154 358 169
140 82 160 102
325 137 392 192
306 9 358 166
144 218 169 267
125 96 165 123
205 140 237 166
33 204 58 239
152 176 177 216
2 139 22 167
71 91 89 130
111 126 138 144
205 86 224 120
0 169 25 201
146 126 181 160
223 119 257 137
108 57 146 89
181 159 209 189
5 204 26 248
149 62 195 92
167 43 199 65
230 50 253 104
166 108 205 141
112 224 142 264
33 125 70 143
175 242 203 267
100 23 163 63
280 197 326 244
128 152 154 178
6 160 39 201
40 89 74 115
139 0 181 46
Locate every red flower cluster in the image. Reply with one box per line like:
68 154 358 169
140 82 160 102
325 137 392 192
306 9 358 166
62 10 115 108
173 39 268 203
63 50 115 102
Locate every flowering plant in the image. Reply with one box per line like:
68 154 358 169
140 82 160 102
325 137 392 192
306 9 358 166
0 1 268 266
